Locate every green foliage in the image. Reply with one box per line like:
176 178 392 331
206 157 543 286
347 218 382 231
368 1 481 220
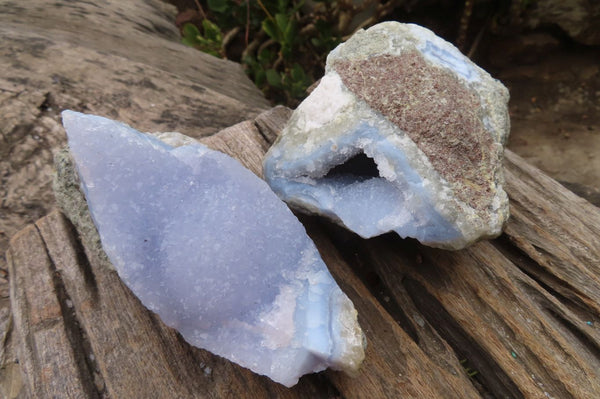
181 20 223 58
262 13 299 58
179 1 525 105
311 19 338 49
207 0 229 13
180 0 349 105
262 63 310 99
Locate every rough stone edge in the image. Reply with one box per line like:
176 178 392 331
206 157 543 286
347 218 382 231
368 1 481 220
52 148 113 271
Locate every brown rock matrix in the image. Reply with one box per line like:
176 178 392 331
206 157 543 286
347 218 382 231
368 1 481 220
333 52 496 213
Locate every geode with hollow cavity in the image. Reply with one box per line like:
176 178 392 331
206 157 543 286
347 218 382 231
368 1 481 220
263 22 510 250
60 111 365 387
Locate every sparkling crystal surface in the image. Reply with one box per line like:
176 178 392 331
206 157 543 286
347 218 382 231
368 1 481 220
263 22 510 249
61 110 365 387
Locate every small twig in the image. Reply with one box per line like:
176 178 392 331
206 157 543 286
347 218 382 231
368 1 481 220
257 0 274 20
467 21 487 59
193 0 206 19
300 23 317 36
349 16 376 37
457 0 474 51
338 11 352 34
345 0 402 38
377 0 403 18
353 0 377 13
245 0 250 46
241 31 265 60
257 38 277 55
223 26 241 48
273 53 284 70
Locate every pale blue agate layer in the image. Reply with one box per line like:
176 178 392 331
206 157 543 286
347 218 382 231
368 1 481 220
421 40 479 82
61 111 364 387
264 122 461 244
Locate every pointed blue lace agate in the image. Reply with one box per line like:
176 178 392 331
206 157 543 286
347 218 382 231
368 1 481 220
61 111 365 387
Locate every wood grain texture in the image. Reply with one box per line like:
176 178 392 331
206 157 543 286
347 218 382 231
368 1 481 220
6 108 600 398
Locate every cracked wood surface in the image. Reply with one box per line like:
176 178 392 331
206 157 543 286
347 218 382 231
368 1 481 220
6 107 600 398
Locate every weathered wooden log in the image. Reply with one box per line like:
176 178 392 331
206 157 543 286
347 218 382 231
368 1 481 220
0 0 270 281
6 107 600 398
0 0 271 396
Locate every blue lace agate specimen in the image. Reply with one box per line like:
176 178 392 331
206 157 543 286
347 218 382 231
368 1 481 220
61 111 365 387
263 22 510 249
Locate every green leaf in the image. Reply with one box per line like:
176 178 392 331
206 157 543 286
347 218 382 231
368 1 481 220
266 69 282 88
291 0 305 13
242 55 257 68
182 23 200 39
262 19 280 41
195 37 213 47
283 17 297 45
257 48 275 64
207 0 229 13
290 63 305 81
254 68 266 87
202 19 222 42
277 0 290 13
275 13 289 34
281 41 293 59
